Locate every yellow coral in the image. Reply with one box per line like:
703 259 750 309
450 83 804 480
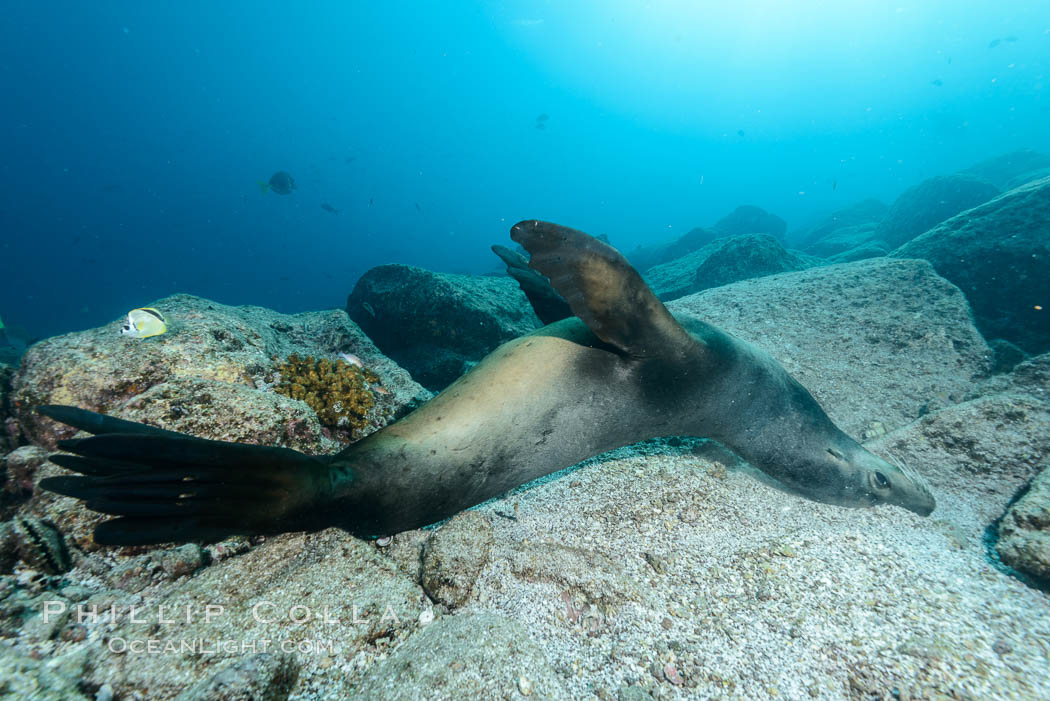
273 353 382 436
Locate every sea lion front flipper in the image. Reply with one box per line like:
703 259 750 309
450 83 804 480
491 244 573 325
510 220 703 360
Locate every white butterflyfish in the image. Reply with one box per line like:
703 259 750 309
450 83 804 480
120 307 167 339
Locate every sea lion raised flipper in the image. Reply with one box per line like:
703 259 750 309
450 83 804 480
491 243 572 325
510 219 702 360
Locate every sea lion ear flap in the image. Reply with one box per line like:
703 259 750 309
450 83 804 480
491 244 573 325
510 220 704 360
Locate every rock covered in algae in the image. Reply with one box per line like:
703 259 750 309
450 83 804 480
11 293 430 451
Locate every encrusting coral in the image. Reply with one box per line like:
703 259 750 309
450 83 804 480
273 354 383 438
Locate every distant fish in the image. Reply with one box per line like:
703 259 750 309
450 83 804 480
414 202 422 212
832 180 837 190
369 198 374 206
345 156 356 164
737 129 745 137
361 302 376 318
988 38 1001 49
1004 36 1018 43
535 122 546 130
931 79 943 87
120 308 167 339
321 202 340 214
535 113 549 130
258 171 296 195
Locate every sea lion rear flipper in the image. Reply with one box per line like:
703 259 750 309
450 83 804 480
510 220 703 360
37 405 332 545
491 244 573 325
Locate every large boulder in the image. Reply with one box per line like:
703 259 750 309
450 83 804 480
874 174 1000 249
797 198 888 252
646 234 810 301
347 265 540 390
892 175 1050 354
712 204 787 241
11 294 428 451
804 222 881 259
667 258 991 437
962 148 1050 190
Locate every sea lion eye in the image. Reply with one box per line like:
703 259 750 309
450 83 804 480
872 471 890 490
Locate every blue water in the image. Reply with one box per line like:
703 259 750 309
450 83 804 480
1 1 1048 339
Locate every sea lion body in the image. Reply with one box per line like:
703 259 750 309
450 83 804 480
38 221 935 546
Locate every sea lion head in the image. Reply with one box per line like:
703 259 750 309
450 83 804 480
819 438 936 516
749 430 936 516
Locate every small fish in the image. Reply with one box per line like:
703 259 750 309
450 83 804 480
737 129 745 137
338 352 364 368
536 113 549 123
345 156 356 164
120 308 167 339
988 38 1001 49
414 203 422 212
1004 36 1018 43
361 302 376 318
931 79 943 87
321 202 340 214
369 198 374 206
832 180 837 190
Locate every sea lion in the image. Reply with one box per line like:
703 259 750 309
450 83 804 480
38 221 935 545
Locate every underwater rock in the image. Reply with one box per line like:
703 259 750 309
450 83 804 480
796 198 888 251
0 362 16 457
711 204 787 241
692 234 810 293
892 175 1050 354
105 543 206 593
987 338 1029 375
825 240 889 264
646 234 811 301
420 511 493 609
996 462 1050 584
874 173 999 249
668 257 991 437
1 445 48 516
347 264 540 390
628 226 721 272
349 612 571 700
961 148 1050 190
0 640 93 700
11 293 429 451
510 541 650 607
175 652 299 701
82 528 421 697
804 222 881 258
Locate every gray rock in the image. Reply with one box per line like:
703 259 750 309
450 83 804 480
712 205 787 241
175 652 299 701
350 612 571 700
826 241 889 264
0 641 93 700
997 463 1050 583
510 541 650 606
875 174 1000 249
668 258 990 436
805 222 880 258
84 528 422 697
797 198 888 250
988 339 1029 375
646 234 811 301
421 511 493 608
892 175 1050 354
693 234 810 293
628 226 721 272
347 265 540 390
961 149 1050 190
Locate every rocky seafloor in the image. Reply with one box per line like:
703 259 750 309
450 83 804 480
2 159 1049 700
